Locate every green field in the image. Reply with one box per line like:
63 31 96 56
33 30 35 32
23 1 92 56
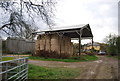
2 57 15 61
107 55 120 60
28 64 82 79
28 55 98 62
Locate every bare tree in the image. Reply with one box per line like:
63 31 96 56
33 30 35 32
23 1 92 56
0 0 56 39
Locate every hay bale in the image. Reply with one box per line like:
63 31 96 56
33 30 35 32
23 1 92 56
35 34 73 58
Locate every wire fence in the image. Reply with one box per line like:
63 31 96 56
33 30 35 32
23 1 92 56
0 57 28 81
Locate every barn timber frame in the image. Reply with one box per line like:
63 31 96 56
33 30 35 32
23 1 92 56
33 24 93 55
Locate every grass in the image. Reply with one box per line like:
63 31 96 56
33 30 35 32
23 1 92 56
107 55 120 60
28 55 98 62
4 53 31 55
28 64 82 79
2 57 15 61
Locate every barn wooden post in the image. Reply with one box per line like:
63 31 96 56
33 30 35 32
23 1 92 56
79 38 81 56
60 34 62 56
32 33 34 56
58 32 64 58
49 34 52 52
91 37 94 53
44 34 47 58
44 34 47 51
76 30 82 56
60 33 63 57
79 29 82 56
0 40 1 80
39 35 41 51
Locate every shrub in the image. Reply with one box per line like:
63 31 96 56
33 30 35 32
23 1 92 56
85 52 95 56
34 50 70 59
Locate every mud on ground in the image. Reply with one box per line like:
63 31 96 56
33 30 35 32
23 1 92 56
29 56 118 79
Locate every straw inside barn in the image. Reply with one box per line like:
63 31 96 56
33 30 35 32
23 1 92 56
34 24 93 58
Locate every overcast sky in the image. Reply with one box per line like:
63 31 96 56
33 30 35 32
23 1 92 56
0 0 119 44
54 0 119 43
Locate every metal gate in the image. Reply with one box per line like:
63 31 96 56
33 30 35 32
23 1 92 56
0 57 28 81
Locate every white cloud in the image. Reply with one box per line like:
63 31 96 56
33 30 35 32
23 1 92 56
54 0 119 43
0 0 119 43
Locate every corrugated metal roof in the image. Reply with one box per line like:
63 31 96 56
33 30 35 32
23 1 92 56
34 24 93 38
40 24 88 32
50 24 87 31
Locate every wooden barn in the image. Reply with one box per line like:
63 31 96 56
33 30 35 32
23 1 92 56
34 24 93 58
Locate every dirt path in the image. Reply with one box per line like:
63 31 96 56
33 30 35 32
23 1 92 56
28 56 118 79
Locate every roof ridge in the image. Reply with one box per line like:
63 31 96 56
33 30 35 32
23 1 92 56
49 24 89 31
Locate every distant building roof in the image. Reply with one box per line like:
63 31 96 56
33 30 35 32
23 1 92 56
87 42 100 46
